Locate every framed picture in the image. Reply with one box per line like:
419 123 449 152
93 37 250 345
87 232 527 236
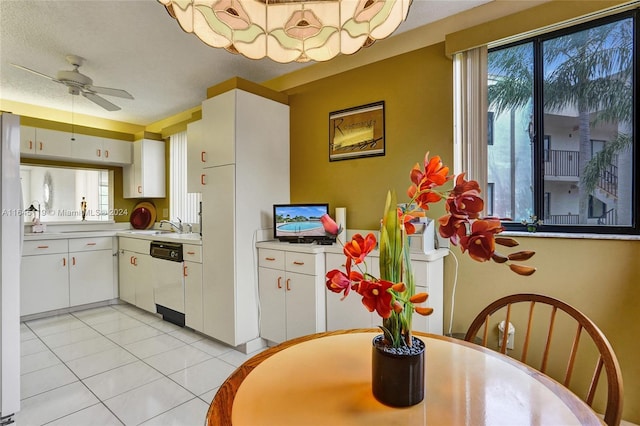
329 101 385 161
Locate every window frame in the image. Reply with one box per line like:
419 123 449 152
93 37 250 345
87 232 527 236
489 9 639 235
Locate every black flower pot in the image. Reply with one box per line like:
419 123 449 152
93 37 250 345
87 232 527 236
371 334 425 407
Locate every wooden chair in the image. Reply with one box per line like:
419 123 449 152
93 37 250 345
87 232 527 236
464 293 623 426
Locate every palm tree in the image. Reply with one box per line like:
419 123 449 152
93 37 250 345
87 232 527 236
489 17 633 224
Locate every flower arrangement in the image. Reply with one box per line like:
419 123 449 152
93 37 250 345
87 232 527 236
522 215 544 232
322 152 536 349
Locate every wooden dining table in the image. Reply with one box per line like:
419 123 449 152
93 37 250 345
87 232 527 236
207 329 604 425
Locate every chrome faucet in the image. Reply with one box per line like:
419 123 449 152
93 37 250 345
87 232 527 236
160 218 183 233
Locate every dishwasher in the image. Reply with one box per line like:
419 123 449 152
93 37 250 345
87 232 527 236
150 241 185 326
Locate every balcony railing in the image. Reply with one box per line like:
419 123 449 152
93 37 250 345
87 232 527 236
545 214 580 225
598 161 618 198
544 149 579 177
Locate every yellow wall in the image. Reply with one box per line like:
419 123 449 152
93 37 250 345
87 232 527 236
282 4 640 423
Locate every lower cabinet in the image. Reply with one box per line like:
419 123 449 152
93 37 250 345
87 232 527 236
21 237 115 317
118 237 153 312
21 240 70 316
257 246 326 344
184 244 203 332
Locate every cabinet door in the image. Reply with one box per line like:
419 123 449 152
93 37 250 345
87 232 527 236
69 249 114 306
133 254 154 313
102 138 132 164
140 139 165 197
285 271 320 341
20 126 37 155
123 141 142 198
258 267 286 343
201 90 236 166
35 128 72 158
187 120 205 193
70 134 104 162
118 250 137 305
325 253 373 330
21 254 69 316
184 261 203 332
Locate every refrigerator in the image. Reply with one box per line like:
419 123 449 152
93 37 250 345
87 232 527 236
0 112 21 422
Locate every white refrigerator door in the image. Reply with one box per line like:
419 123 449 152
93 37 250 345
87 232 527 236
1 113 21 418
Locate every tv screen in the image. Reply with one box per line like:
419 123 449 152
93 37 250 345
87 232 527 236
273 203 333 243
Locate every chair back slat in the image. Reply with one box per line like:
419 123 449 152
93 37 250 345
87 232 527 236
499 304 512 354
564 324 583 387
463 294 623 426
586 357 605 405
540 306 558 373
521 301 536 364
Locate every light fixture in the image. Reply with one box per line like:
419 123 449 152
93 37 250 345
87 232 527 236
159 0 412 63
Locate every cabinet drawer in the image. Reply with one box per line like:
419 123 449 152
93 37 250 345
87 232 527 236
183 244 202 263
69 237 112 252
118 237 150 254
411 260 429 289
258 249 285 270
22 239 68 256
285 252 317 275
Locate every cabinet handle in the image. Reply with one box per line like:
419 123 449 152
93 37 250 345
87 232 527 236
293 261 305 266
72 256 76 266
201 151 206 163
105 150 109 158
86 242 97 246
265 257 276 261
277 277 282 289
62 257 66 267
183 265 188 277
36 245 49 249
187 251 196 255
97 149 102 157
200 174 206 185
29 140 33 150
39 142 43 151
137 185 142 194
133 257 138 266
286 278 291 291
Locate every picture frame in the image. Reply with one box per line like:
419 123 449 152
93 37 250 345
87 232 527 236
329 101 385 161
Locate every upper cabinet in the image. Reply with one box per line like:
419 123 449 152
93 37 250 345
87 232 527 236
71 136 132 165
123 139 166 198
20 125 132 165
186 120 204 193
20 126 72 159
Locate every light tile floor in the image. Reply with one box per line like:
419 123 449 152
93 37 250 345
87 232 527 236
17 303 261 426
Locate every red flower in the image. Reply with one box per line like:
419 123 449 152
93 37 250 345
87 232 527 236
343 233 376 264
447 174 483 219
320 214 339 235
356 279 393 318
325 269 352 297
459 219 504 262
398 209 417 235
438 213 468 245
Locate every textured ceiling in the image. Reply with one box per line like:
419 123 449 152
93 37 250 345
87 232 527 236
0 0 490 126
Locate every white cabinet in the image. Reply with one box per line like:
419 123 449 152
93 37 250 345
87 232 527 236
325 252 375 330
20 126 72 159
123 139 165 198
201 88 289 347
186 120 206 193
69 237 114 306
183 244 203 332
20 236 118 317
71 136 132 165
118 237 153 311
20 240 69 316
257 247 326 344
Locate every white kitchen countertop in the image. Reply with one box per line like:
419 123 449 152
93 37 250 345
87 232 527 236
23 229 202 245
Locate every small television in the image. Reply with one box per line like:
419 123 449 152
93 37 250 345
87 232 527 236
273 203 334 244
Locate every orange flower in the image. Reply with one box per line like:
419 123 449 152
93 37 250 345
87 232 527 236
343 233 376 264
325 269 352 298
407 152 451 210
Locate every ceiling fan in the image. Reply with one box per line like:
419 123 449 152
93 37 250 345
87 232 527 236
11 54 134 111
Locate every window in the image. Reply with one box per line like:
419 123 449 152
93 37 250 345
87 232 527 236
169 130 201 224
487 11 636 234
486 182 495 216
487 112 495 145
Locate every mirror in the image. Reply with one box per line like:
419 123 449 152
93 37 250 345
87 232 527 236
20 164 113 222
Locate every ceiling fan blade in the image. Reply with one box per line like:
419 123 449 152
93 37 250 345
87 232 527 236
86 85 134 100
82 92 121 111
11 63 58 81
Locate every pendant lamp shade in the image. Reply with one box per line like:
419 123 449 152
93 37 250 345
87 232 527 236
158 0 413 63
